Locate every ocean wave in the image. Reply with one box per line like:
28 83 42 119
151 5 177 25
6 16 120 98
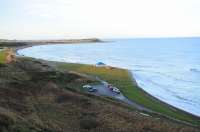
134 69 200 84
190 68 200 73
135 75 197 106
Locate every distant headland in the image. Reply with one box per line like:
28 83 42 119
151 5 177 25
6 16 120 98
0 38 102 47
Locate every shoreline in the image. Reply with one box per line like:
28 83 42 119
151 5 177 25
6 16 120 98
10 41 200 126
128 71 200 117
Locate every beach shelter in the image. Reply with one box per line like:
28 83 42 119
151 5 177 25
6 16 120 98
95 62 106 67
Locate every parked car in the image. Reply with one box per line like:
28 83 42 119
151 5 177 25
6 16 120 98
83 85 97 92
83 85 92 89
112 87 120 94
88 87 97 92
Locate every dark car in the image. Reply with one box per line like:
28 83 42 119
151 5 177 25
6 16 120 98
88 87 97 92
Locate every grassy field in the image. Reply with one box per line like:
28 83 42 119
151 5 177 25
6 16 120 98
0 49 7 63
58 63 200 126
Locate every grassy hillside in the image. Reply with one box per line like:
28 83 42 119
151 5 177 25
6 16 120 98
0 42 27 47
0 58 199 131
58 63 200 126
0 50 6 63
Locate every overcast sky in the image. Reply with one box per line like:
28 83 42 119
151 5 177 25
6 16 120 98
0 0 200 39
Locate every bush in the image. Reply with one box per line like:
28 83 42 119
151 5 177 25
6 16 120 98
80 116 99 130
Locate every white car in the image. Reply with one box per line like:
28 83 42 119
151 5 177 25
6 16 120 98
83 85 92 89
83 85 97 92
112 87 120 94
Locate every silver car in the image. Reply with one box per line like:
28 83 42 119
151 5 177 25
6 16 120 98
112 87 120 94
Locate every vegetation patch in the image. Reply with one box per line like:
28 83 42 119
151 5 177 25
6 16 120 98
0 42 27 47
80 116 99 130
0 50 7 64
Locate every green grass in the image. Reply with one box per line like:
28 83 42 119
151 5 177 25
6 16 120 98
58 63 200 126
0 50 7 64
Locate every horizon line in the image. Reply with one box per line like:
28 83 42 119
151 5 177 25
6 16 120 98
1 36 200 41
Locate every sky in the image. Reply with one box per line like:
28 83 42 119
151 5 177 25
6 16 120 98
0 0 200 39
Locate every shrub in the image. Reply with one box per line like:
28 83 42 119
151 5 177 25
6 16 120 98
80 116 99 130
